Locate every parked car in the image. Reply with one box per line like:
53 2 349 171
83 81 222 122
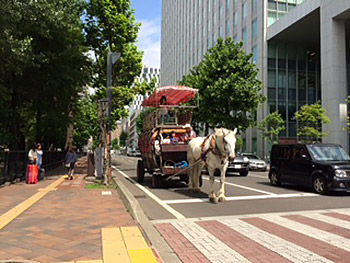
242 153 267 171
269 143 350 194
226 155 249 176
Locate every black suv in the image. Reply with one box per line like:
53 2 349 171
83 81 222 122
269 143 350 194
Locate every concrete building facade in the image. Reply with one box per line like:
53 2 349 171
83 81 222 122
127 66 160 150
161 0 350 156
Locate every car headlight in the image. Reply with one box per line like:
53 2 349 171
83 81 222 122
335 170 347 178
250 162 256 165
243 157 249 162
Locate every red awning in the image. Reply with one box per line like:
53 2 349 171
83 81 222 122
142 86 197 107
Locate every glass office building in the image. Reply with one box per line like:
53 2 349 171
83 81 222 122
161 0 350 156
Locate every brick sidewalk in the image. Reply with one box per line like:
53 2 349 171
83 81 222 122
0 157 156 262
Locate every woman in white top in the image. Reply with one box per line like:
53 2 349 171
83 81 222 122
28 144 37 165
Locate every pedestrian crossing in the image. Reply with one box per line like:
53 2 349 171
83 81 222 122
154 209 350 263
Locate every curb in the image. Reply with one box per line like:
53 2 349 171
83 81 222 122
112 169 181 263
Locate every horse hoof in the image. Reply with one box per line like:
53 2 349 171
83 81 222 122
209 197 218 204
193 188 201 193
218 197 226 202
188 189 193 193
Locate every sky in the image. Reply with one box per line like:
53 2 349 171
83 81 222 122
131 0 162 68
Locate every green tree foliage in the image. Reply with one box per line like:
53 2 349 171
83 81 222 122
180 38 265 132
111 139 120 150
257 111 286 144
295 101 330 143
119 131 127 147
0 0 91 150
84 0 145 128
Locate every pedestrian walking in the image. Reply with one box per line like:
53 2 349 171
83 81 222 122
65 146 77 180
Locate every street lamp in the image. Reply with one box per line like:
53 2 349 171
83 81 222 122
106 52 121 184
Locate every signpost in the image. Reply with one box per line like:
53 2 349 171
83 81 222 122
105 52 121 184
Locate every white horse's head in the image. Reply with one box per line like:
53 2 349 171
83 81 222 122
215 128 237 160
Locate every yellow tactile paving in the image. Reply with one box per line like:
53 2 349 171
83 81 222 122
101 227 157 263
102 227 130 263
121 227 157 263
0 176 66 230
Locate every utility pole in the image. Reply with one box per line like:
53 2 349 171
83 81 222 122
105 52 121 184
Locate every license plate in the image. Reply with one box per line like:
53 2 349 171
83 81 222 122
234 165 241 169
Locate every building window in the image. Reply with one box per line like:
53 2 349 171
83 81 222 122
219 4 223 20
234 12 238 26
213 32 217 46
268 11 277 26
219 26 223 38
242 1 247 20
242 27 247 44
226 0 230 14
233 34 238 42
252 18 257 40
213 12 217 28
252 0 258 12
252 45 258 64
225 19 230 37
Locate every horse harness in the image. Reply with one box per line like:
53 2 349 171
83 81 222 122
200 133 229 166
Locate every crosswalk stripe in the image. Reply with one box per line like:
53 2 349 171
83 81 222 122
244 217 350 263
283 214 350 239
324 212 350 222
302 213 350 230
220 218 332 263
260 215 350 252
172 221 249 262
197 220 291 263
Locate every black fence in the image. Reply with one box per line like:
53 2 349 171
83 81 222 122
0 150 66 185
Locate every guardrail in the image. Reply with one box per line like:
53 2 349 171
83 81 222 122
0 150 66 185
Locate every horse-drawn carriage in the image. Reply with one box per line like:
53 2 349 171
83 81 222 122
137 86 198 188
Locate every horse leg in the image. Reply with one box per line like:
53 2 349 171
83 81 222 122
188 164 194 193
208 168 217 203
193 164 201 193
218 165 228 202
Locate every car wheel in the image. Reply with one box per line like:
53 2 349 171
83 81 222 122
313 175 328 195
240 170 248 177
269 171 281 186
136 160 145 183
152 174 163 188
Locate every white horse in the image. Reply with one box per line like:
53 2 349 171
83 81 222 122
187 128 237 203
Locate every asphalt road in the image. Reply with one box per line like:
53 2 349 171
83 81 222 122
113 155 350 221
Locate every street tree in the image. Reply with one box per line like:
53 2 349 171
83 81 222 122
180 38 265 132
295 101 330 143
84 0 144 127
0 0 91 150
257 111 286 144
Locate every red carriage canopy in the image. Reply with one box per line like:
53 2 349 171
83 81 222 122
142 86 198 107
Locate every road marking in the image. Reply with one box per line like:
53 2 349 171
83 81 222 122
151 208 349 224
163 192 318 204
202 175 275 195
113 166 185 219
0 176 66 230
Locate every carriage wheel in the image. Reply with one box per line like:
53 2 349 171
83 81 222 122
152 174 163 188
180 174 189 184
137 160 145 183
